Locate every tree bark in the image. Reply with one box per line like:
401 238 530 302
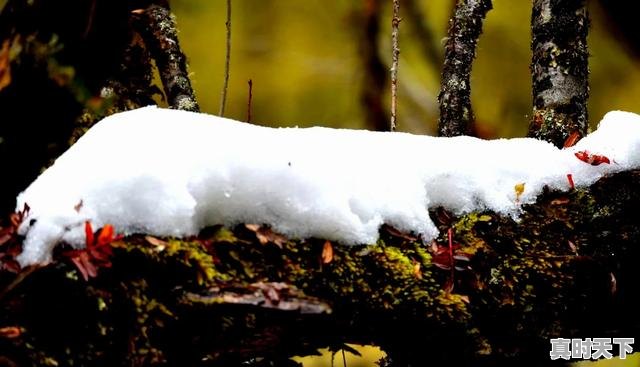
438 0 492 137
133 4 199 112
529 0 589 148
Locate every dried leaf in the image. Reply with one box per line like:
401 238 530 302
574 151 610 166
0 40 11 92
381 224 418 241
550 197 570 206
96 224 114 246
514 182 525 202
413 262 422 279
245 224 286 248
563 131 581 148
70 255 90 281
0 231 12 247
321 240 333 264
443 277 454 293
434 207 453 225
145 235 168 251
84 221 94 247
244 223 260 232
566 173 575 190
0 326 22 339
74 200 83 213
66 223 117 281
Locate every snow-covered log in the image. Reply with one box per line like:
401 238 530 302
14 107 640 267
1 165 639 366
2 107 639 365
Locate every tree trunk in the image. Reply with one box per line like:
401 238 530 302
438 0 492 137
529 0 589 147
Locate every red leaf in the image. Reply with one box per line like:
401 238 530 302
0 326 22 339
567 174 575 190
84 221 94 247
321 240 333 264
574 151 610 166
96 224 114 246
563 131 581 148
66 223 117 281
70 255 90 281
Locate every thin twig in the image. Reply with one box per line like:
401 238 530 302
133 5 199 112
0 266 38 302
390 0 401 131
219 0 232 116
528 0 589 148
437 0 492 137
247 79 253 123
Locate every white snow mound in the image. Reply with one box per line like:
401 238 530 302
14 107 640 266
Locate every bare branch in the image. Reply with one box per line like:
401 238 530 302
437 0 492 137
390 0 401 131
529 0 589 148
219 0 231 116
134 5 199 112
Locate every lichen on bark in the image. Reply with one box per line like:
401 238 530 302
437 0 493 137
133 4 199 112
529 0 589 147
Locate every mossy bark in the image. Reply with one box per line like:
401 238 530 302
529 0 589 147
2 171 639 366
438 0 492 137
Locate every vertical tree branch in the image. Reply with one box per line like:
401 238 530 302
219 0 231 116
390 0 400 131
134 5 199 112
529 0 589 148
360 0 388 131
437 0 492 137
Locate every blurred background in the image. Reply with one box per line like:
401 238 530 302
169 2 640 365
170 0 640 137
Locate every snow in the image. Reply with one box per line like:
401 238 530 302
14 106 640 266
